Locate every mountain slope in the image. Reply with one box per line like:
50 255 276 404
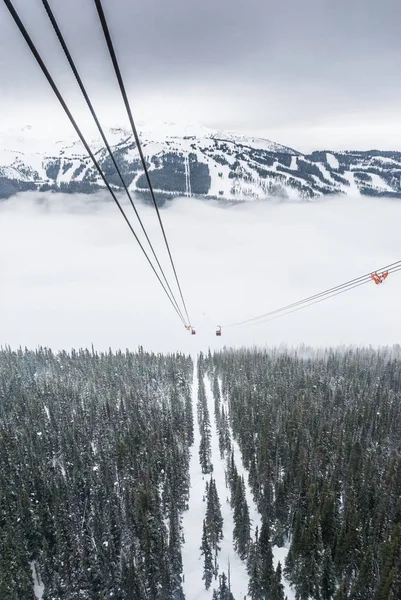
1 122 401 201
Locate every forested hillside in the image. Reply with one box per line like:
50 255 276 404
209 347 401 599
1 346 400 599
0 347 193 599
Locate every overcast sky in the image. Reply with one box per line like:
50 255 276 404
0 0 401 150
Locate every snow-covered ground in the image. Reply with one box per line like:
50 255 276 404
182 359 210 600
342 170 361 195
369 173 393 192
30 561 44 600
272 546 294 600
203 375 252 599
181 361 252 599
326 153 339 170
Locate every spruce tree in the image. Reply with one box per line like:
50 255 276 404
233 476 251 559
270 562 285 600
201 520 213 590
247 529 263 600
205 478 224 551
321 548 336 600
217 572 235 600
259 515 275 597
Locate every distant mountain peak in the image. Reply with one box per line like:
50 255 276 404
210 130 299 155
0 122 400 201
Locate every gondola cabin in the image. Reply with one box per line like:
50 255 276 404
191 328 196 335
216 326 222 337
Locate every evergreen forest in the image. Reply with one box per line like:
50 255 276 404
1 345 400 599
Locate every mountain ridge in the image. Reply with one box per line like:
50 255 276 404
1 122 400 202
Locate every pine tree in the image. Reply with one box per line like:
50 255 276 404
185 389 194 446
233 476 251 559
321 548 336 600
259 515 275 597
227 452 239 504
199 422 213 474
201 520 213 590
216 572 235 600
273 481 288 546
198 379 213 474
247 529 263 600
205 478 224 551
319 486 338 551
168 506 184 593
333 579 348 600
303 517 323 600
270 562 285 600
121 556 146 600
374 523 401 600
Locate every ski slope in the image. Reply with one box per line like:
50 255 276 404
30 562 44 599
181 356 295 600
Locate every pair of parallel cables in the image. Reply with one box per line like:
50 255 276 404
3 0 192 328
222 260 401 330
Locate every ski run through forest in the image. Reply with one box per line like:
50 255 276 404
181 357 294 600
1 345 401 599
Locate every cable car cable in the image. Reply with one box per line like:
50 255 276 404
227 263 401 329
3 0 186 326
220 264 401 332
225 260 401 328
226 259 401 327
40 0 187 325
93 0 192 327
251 264 401 327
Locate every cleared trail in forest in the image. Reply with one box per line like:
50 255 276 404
182 359 250 599
182 357 294 600
219 382 262 534
204 375 251 599
218 379 295 600
182 356 208 600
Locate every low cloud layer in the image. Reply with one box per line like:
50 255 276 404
1 191 400 354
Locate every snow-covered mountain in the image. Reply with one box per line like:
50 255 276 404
1 121 401 201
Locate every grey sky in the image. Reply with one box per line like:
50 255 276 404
1 0 400 150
